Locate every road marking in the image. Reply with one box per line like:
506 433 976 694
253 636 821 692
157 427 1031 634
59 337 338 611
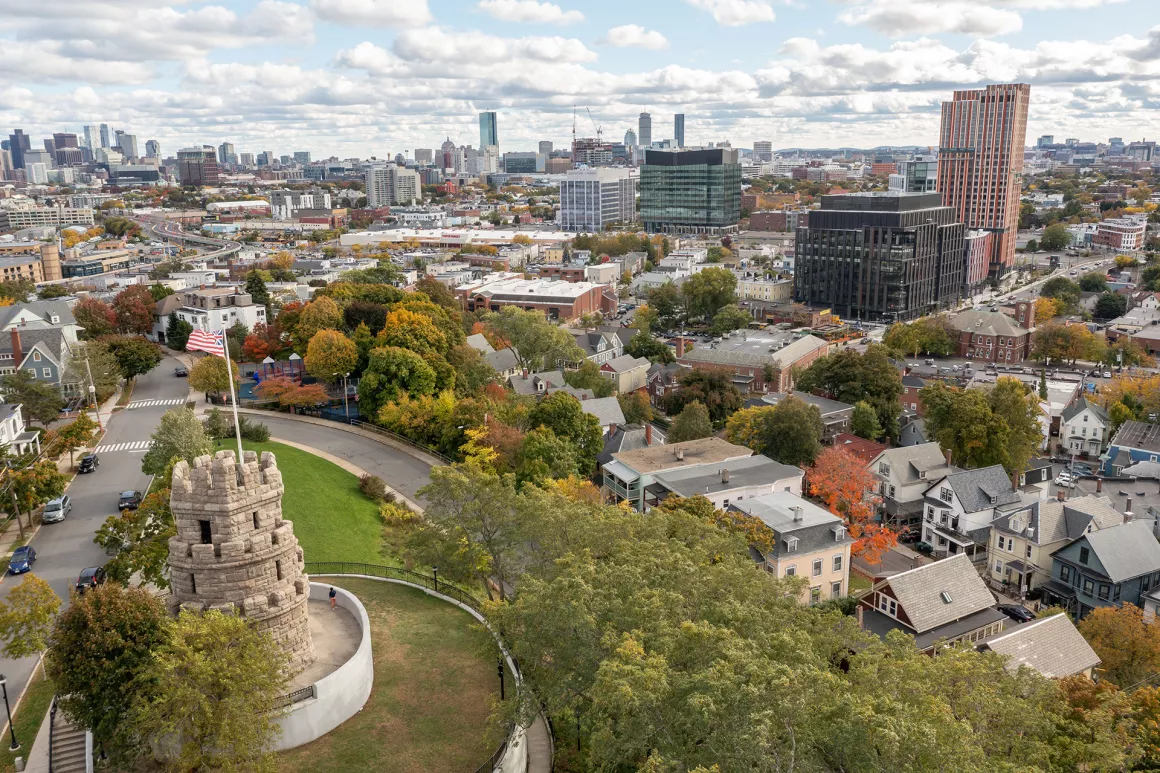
127 398 186 410
94 440 153 453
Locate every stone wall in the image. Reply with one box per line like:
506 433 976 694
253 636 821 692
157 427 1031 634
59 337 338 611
168 449 314 672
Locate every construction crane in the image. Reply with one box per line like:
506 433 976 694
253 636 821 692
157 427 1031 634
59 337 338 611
585 107 602 143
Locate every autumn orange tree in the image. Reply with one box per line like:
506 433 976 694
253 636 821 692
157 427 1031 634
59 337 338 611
1077 604 1160 688
806 446 894 562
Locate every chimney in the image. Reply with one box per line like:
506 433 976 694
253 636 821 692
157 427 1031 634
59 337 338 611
721 468 730 484
792 506 803 523
10 329 22 367
1057 490 1066 501
1125 497 1133 522
675 447 684 461
944 447 953 466
645 423 653 445
1096 478 1103 493
855 605 864 630
1011 470 1020 491
675 337 686 358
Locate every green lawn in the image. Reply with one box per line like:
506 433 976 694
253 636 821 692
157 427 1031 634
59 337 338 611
0 668 54 773
238 440 388 565
277 578 504 773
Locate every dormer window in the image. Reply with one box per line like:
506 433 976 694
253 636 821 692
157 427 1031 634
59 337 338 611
990 496 997 504
832 525 846 541
785 536 799 553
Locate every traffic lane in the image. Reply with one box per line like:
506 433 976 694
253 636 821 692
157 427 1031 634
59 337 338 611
250 415 435 503
127 355 190 403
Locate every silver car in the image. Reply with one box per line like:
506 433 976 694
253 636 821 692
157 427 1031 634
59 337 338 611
42 495 72 524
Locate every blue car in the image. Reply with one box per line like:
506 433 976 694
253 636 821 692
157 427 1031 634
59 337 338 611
7 546 36 575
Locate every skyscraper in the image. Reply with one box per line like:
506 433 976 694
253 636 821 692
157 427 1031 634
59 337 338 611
937 83 1030 280
753 140 773 162
293 151 311 164
794 192 965 322
99 124 110 149
117 134 138 160
538 141 553 155
218 142 235 165
624 129 637 147
176 147 222 186
674 114 685 148
479 111 498 148
638 112 652 148
82 126 99 149
7 130 30 169
640 148 741 234
145 140 160 158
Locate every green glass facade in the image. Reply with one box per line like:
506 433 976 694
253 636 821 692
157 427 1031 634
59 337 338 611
640 148 741 234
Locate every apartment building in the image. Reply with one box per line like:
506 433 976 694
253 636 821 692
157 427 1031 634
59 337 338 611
869 443 960 533
1094 216 1147 251
733 491 852 605
602 437 754 511
558 168 637 232
173 287 267 332
0 206 94 231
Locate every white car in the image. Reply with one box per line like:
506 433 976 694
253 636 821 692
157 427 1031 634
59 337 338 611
1054 474 1075 489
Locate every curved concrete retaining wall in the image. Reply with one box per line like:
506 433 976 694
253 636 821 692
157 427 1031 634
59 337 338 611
311 573 539 772
274 583 374 750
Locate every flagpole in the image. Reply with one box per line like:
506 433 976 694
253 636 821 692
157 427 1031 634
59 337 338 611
218 330 245 463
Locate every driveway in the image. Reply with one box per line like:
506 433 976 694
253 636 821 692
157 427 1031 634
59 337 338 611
0 357 189 710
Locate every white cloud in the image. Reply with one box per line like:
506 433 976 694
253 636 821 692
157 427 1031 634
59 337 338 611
600 24 669 49
477 0 583 24
839 0 1023 37
687 0 775 26
310 0 432 27
391 28 597 64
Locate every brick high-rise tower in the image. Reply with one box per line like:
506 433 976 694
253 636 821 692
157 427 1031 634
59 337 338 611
937 83 1030 282
168 449 314 673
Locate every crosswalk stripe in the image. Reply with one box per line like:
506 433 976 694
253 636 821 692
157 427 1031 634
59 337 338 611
127 398 185 410
94 440 153 453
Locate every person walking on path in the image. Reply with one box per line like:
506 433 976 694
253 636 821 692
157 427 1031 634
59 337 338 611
329 586 337 610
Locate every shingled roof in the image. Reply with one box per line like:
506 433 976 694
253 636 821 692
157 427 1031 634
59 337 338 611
981 613 1100 679
877 553 996 634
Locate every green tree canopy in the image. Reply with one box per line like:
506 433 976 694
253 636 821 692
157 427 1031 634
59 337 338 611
563 360 615 398
795 343 904 440
0 370 64 426
483 307 583 372
710 304 752 336
141 408 214 476
101 335 164 379
526 392 603 475
304 328 359 382
1093 292 1128 320
667 400 713 443
1040 222 1071 251
725 397 824 465
662 368 744 426
624 330 674 364
358 345 438 417
1077 272 1109 292
850 400 884 440
921 377 1042 473
166 312 193 351
682 266 738 321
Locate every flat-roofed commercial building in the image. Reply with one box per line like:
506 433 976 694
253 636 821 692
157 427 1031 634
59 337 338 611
640 148 741 235
456 276 615 322
559 168 637 232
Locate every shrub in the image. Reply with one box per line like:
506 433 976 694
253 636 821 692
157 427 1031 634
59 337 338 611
359 474 388 501
240 419 270 442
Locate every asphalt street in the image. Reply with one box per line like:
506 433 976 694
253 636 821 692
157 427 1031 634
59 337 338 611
0 356 189 717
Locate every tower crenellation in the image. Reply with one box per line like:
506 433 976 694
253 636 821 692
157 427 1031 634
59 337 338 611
168 449 314 672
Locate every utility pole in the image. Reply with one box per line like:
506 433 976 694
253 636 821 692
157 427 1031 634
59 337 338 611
84 355 103 431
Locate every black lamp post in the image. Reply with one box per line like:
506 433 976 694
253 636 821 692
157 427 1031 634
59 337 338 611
497 659 505 700
432 566 438 593
0 674 19 751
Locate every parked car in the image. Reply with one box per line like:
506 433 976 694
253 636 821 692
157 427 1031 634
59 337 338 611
118 490 143 510
998 604 1036 623
78 454 100 473
175 365 189 377
915 541 934 555
1054 474 1076 489
42 495 72 524
1101 370 1112 378
76 566 107 594
6 546 36 575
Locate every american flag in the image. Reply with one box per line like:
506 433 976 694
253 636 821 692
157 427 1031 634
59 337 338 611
186 329 225 357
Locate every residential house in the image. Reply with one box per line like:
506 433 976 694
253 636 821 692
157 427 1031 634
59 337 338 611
869 443 960 533
859 552 1007 651
987 494 1124 595
1102 421 1160 476
508 370 569 397
173 287 267 333
901 374 926 415
466 333 520 380
919 465 1023 563
756 391 854 441
1060 397 1109 458
596 423 656 472
732 491 852 605
831 433 887 463
1042 521 1160 620
643 454 804 511
600 354 650 393
898 416 928 447
565 329 623 367
0 301 83 344
978 613 1101 679
602 437 753 511
646 361 684 406
0 323 80 394
581 395 626 435
150 293 185 343
0 403 40 455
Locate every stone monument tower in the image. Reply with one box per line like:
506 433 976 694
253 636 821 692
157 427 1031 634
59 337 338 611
168 449 314 672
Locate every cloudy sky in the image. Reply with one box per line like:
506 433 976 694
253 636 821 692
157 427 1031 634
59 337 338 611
2 0 1158 159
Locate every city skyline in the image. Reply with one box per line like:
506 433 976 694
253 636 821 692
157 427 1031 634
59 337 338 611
1 0 1157 156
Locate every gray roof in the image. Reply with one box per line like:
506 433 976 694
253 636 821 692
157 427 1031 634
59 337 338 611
981 613 1101 679
0 300 77 328
1061 396 1108 425
931 465 1020 513
901 374 926 388
762 391 853 417
993 495 1122 546
508 370 567 396
465 333 495 354
1073 521 1160 583
597 424 651 467
731 491 851 560
485 348 519 372
1110 421 1160 454
679 334 828 369
951 309 1032 337
603 354 650 373
878 553 997 634
874 442 958 485
1 327 68 361
652 454 802 498
580 396 625 427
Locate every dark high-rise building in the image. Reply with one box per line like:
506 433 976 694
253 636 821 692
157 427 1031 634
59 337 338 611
674 114 685 148
640 147 741 234
176 146 222 186
793 192 965 322
479 111 498 148
52 133 79 149
55 148 84 166
7 130 31 169
937 83 1030 281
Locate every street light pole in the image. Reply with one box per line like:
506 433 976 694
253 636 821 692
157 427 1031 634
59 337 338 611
84 355 103 431
0 674 19 751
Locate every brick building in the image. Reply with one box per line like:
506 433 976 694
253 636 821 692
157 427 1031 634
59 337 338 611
457 276 616 322
950 302 1035 363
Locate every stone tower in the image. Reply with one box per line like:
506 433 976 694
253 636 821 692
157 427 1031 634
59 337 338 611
168 449 314 673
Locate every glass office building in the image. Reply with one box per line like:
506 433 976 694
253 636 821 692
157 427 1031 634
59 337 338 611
479 111 498 148
639 148 741 234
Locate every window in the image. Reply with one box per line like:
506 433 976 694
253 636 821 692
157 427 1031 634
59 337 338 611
888 485 896 497
879 462 890 475
1083 578 1095 596
833 555 843 572
940 487 953 503
1097 583 1110 600
253 511 260 529
1026 545 1032 558
32 351 40 362
831 581 843 599
276 560 283 581
785 536 798 553
785 565 796 577
42 368 51 378
812 558 823 577
190 574 196 594
1114 585 1121 601
995 560 1004 574
997 536 1006 551
810 587 821 605
1060 565 1072 583
1079 546 1090 565
199 520 212 545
